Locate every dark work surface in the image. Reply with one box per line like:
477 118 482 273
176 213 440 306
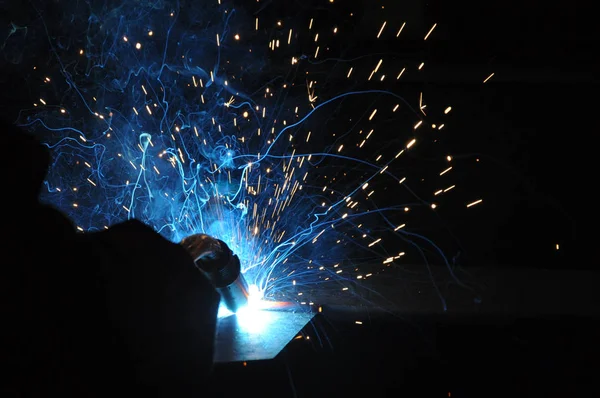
210 309 600 397
209 267 600 397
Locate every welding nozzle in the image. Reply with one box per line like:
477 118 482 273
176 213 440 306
180 234 249 313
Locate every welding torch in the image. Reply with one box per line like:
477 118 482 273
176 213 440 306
180 234 249 313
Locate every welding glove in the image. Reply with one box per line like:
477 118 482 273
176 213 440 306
2 121 219 397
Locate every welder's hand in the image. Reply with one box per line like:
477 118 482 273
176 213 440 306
9 218 220 397
78 220 221 395
2 121 219 396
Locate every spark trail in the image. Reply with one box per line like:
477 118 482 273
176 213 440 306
12 0 483 311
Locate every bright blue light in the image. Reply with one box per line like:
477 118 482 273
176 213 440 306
217 303 234 319
216 284 271 333
217 284 265 319
234 305 272 334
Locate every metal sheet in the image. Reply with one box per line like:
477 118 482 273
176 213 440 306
214 307 314 363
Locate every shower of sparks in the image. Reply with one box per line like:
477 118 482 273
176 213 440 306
15 0 484 311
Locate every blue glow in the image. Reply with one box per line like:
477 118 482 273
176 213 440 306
218 304 273 334
16 0 477 310
233 305 272 334
217 284 268 319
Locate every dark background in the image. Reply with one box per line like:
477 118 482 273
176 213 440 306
1 0 598 396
